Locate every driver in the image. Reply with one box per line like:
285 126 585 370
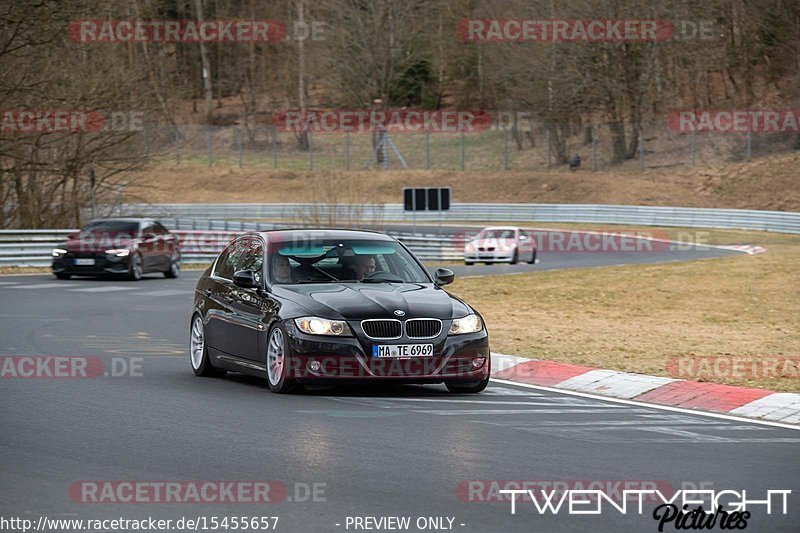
347 254 376 280
273 255 293 283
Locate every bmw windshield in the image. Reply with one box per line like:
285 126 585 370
268 239 431 285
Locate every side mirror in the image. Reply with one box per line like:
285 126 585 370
233 269 259 289
434 268 455 287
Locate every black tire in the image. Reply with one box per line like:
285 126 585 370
464 261 473 266
54 272 71 280
510 249 519 265
164 259 180 278
189 314 226 377
528 250 537 264
266 323 297 394
127 252 143 281
446 375 490 393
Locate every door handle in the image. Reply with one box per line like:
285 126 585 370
204 288 212 295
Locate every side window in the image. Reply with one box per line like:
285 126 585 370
214 240 241 280
152 222 169 235
237 238 264 283
141 222 155 236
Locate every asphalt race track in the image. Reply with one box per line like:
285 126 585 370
382 224 744 276
1 271 799 533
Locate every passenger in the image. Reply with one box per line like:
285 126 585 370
273 255 293 283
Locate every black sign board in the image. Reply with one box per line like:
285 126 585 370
403 187 451 211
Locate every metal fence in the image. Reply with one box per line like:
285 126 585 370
115 203 800 234
0 226 465 267
6 202 798 267
138 123 800 171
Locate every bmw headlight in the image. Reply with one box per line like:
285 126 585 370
295 317 352 336
448 314 483 335
51 248 67 257
105 248 130 257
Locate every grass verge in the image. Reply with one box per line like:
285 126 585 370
448 228 800 392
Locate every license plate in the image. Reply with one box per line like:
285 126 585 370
74 258 95 266
372 344 433 358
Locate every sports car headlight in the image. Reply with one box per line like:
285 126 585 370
51 248 67 257
295 317 352 336
448 314 483 335
105 249 130 257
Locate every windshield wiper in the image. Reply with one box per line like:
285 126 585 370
360 275 405 283
295 279 358 284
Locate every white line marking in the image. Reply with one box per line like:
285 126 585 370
378 398 598 406
0 281 19 286
519 420 771 428
7 283 73 289
411 408 652 415
68 286 137 293
490 379 800 431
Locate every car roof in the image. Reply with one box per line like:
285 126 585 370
86 217 152 224
253 228 397 242
481 226 520 231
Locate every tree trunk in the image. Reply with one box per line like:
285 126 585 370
194 0 213 124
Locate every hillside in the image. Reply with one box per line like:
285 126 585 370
123 152 800 211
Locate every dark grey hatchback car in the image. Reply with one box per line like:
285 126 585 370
189 229 490 393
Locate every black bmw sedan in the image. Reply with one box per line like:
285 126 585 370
190 229 490 393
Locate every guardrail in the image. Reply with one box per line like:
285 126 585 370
111 203 800 234
0 228 465 267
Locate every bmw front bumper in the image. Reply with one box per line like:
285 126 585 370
282 319 490 384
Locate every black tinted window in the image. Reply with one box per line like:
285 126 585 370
82 220 139 233
237 238 264 273
214 240 243 280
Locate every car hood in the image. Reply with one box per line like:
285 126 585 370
470 238 516 248
273 282 471 321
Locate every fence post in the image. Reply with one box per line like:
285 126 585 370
638 131 644 172
382 131 389 170
425 129 431 169
345 131 351 170
546 128 552 169
460 127 465 170
308 130 314 171
690 130 696 168
175 127 181 165
207 126 213 167
746 128 752 161
237 128 243 168
502 127 509 171
271 128 278 169
591 125 597 171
